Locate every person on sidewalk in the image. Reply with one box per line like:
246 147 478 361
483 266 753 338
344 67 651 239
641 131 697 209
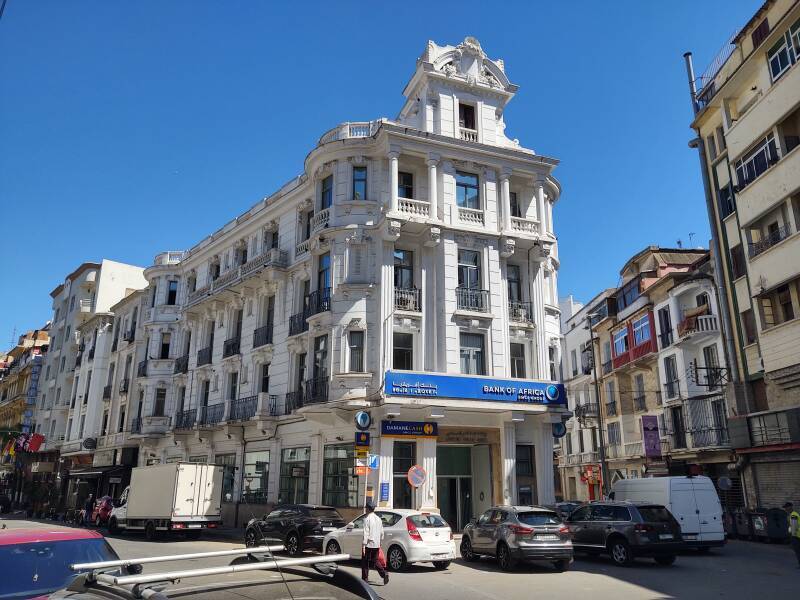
361 501 388 585
785 502 800 568
83 494 94 526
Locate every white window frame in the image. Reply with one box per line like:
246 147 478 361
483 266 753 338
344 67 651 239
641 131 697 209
632 314 651 346
768 35 792 82
346 329 366 373
613 328 628 356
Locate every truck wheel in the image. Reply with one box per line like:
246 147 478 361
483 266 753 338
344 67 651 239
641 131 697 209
285 532 300 556
145 521 158 541
108 518 120 535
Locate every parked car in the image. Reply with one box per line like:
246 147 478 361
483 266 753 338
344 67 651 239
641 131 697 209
245 504 346 555
0 528 122 599
610 476 725 551
460 505 573 572
91 496 114 527
323 509 456 571
552 501 583 520
566 501 684 566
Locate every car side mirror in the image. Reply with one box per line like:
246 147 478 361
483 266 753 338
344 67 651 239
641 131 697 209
346 523 354 531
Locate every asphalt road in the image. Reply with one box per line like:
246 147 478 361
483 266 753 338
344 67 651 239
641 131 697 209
3 518 798 599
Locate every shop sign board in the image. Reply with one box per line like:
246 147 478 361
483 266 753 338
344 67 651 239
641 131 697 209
384 371 567 405
381 421 437 438
355 432 370 447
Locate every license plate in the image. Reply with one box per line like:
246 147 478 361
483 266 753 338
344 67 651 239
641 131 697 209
186 524 202 529
659 534 673 540
683 534 697 540
535 534 559 541
323 527 336 532
431 553 450 558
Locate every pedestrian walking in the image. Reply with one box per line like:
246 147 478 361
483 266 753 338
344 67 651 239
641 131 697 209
361 500 389 585
83 494 94 526
785 502 800 568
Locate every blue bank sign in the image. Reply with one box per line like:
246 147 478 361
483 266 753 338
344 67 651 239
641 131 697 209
384 371 567 406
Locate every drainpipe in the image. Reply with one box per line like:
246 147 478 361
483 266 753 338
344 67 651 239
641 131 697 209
682 52 741 392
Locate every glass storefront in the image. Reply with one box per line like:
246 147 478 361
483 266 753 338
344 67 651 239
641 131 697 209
392 442 416 508
242 450 270 504
279 447 310 504
436 446 473 531
214 454 236 502
322 444 358 507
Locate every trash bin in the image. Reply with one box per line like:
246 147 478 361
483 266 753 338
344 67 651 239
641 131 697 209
750 511 769 541
765 508 790 543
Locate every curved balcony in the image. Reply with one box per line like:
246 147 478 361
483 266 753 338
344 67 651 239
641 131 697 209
318 120 382 145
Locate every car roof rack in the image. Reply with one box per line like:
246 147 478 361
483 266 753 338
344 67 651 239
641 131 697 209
70 545 352 599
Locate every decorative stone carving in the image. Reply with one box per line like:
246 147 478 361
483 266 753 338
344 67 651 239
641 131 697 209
500 237 515 258
530 239 554 262
425 227 441 247
458 36 486 60
384 220 401 241
351 155 366 165
454 233 487 248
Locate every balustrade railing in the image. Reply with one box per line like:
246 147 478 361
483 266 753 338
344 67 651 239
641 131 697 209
223 336 241 358
456 287 489 312
394 288 421 311
253 323 274 348
197 346 212 367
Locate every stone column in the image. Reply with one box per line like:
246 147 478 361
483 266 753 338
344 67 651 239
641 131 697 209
531 417 556 504
426 156 438 208
388 150 400 213
500 170 512 231
500 422 517 505
535 180 546 235
378 436 394 508
419 437 437 511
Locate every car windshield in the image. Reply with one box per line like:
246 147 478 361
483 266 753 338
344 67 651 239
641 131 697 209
517 511 562 525
409 514 447 528
309 508 342 520
1 538 118 600
637 506 674 523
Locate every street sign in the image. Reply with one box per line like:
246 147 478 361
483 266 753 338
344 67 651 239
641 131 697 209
380 482 390 502
355 448 369 459
552 422 567 438
407 464 426 488
355 431 370 447
355 466 369 476
355 411 372 431
356 457 368 468
367 454 380 470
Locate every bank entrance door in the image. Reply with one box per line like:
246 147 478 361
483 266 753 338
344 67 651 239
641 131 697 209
436 445 491 531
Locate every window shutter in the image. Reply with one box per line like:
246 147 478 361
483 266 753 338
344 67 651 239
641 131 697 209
751 18 769 48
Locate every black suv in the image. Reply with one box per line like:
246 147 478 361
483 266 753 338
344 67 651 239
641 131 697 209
245 504 346 555
566 501 684 566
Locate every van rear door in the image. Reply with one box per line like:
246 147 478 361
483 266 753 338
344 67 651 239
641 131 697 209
670 480 701 539
691 480 724 539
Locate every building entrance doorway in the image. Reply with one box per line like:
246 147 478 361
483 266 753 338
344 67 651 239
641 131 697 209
436 444 492 531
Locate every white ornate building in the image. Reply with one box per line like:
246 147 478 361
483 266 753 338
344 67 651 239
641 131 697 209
37 38 568 528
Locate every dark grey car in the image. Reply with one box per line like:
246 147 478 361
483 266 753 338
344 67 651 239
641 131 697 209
566 502 684 566
460 505 573 572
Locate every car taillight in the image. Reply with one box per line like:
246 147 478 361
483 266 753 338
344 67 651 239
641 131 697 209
207 523 217 529
558 525 570 534
406 517 423 541
509 524 534 535
172 523 185 529
635 524 654 533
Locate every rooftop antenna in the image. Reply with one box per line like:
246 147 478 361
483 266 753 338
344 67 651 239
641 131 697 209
9 326 16 347
688 232 696 246
676 239 683 249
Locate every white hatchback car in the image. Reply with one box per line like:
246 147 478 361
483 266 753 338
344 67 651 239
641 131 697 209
322 509 456 571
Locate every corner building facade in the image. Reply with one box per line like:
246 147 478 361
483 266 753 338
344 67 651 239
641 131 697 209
132 38 567 528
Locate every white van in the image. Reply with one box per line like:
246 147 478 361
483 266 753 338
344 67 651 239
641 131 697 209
610 476 725 550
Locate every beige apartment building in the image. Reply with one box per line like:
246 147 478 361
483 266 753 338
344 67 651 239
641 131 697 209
687 0 800 508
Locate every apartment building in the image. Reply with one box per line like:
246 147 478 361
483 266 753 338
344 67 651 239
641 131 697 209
0 328 49 503
32 260 146 507
688 0 800 507
560 248 737 506
62 37 567 528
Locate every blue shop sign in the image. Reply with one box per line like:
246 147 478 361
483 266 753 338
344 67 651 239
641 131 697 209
384 371 566 406
381 420 438 437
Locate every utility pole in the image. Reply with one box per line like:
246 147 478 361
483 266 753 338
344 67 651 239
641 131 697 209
586 313 610 497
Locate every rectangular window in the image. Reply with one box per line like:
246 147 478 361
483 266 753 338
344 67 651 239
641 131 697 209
279 447 310 504
261 363 270 394
228 371 239 401
607 422 621 446
321 174 333 209
706 135 717 161
617 278 640 310
742 309 757 344
318 253 331 292
549 346 558 381
768 35 792 82
393 332 413 370
243 450 270 503
718 184 735 218
460 333 486 375
632 314 651 345
215 454 237 502
458 249 481 289
455 171 480 209
398 171 413 199
394 249 414 289
167 280 178 305
101 412 109 436
606 380 616 405
323 444 358 507
507 264 522 302
201 379 210 407
313 335 328 378
153 388 166 416
177 386 186 414
760 283 798 329
79 414 86 438
117 408 125 433
393 441 416 508
352 167 367 201
752 18 770 48
730 244 746 279
509 191 521 218
60 356 66 372
613 327 629 357
664 355 679 398
570 349 578 377
348 331 365 372
510 343 526 378
160 332 171 360
458 103 475 129
735 134 778 188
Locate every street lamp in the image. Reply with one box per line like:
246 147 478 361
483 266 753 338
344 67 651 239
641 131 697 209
585 312 611 497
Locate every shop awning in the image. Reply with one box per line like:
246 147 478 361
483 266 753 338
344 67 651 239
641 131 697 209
68 465 126 479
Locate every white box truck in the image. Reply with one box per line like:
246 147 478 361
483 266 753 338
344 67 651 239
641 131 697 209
108 463 223 540
610 476 725 550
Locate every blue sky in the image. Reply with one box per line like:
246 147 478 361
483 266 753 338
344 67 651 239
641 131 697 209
0 0 759 344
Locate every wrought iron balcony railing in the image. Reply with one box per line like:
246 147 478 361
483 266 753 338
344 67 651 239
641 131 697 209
456 287 489 312
229 395 258 421
197 346 212 367
253 323 274 348
222 336 241 358
394 288 421 312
